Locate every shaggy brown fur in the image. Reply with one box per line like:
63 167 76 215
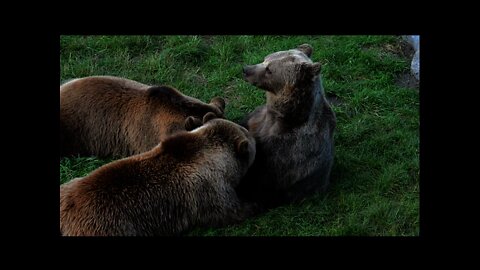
60 114 256 236
60 76 226 158
237 44 337 208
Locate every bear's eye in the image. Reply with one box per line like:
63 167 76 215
265 66 272 75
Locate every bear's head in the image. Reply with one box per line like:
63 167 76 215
190 112 256 172
242 44 321 94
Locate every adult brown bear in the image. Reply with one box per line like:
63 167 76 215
60 76 225 158
60 113 257 236
237 44 336 208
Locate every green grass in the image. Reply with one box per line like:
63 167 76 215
60 35 419 236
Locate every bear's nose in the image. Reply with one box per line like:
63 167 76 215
243 65 253 76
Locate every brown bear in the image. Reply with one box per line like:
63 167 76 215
236 44 337 208
60 113 257 236
60 76 226 158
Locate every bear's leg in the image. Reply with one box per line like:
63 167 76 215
284 164 332 203
222 201 263 226
238 105 266 128
181 97 226 118
184 116 203 131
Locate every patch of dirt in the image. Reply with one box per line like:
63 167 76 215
382 38 415 59
382 37 419 90
222 81 243 105
396 72 419 90
191 73 208 86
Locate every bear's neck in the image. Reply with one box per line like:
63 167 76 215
266 78 324 128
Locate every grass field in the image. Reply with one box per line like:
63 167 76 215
60 35 419 236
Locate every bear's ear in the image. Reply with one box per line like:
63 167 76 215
185 116 203 131
209 97 226 113
202 112 217 123
299 62 322 78
236 139 250 156
311 62 321 76
297 44 313 57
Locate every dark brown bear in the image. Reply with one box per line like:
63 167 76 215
237 44 337 208
60 113 256 236
60 76 225 158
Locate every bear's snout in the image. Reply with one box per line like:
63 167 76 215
243 65 255 77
